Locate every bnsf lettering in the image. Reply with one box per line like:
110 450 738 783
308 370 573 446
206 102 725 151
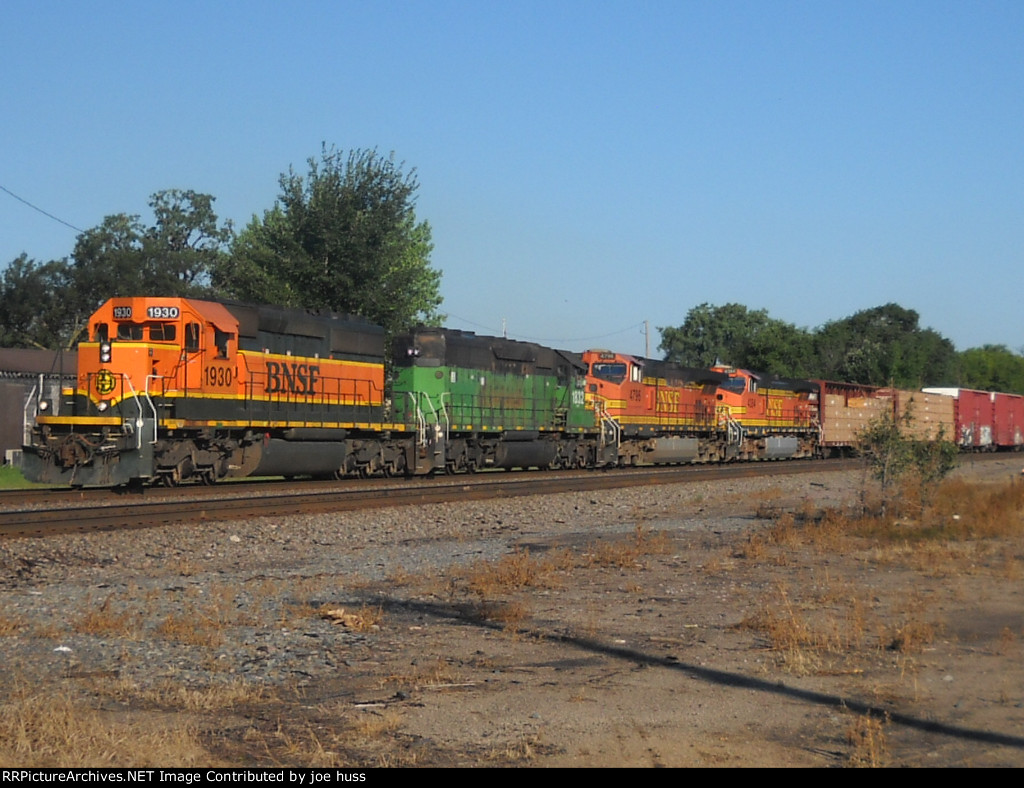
266 361 320 394
657 390 680 407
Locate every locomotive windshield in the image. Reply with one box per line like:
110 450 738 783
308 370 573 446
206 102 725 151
591 362 627 384
719 377 747 394
111 322 177 342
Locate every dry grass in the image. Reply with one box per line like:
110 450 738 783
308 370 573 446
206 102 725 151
0 612 27 636
0 685 213 767
758 476 1024 570
465 548 545 594
73 595 141 639
154 610 225 648
487 733 542 762
737 584 852 674
734 476 1021 675
348 710 403 739
584 524 673 569
476 599 532 633
846 714 889 767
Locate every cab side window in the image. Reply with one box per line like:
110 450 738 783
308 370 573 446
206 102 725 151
185 323 201 353
214 328 234 358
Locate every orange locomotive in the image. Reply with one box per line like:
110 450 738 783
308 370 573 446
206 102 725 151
710 365 820 459
23 296 407 486
582 349 729 465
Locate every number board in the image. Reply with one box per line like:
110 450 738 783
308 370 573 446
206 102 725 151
146 306 180 320
112 306 133 319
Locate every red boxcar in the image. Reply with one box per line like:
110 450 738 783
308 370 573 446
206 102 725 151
923 387 1024 450
993 391 1024 449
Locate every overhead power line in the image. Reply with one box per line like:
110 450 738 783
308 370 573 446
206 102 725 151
0 184 85 233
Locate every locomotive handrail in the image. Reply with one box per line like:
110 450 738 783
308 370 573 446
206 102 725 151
143 375 162 445
408 391 429 446
120 374 156 449
595 399 620 453
718 405 744 445
23 376 41 447
438 392 451 442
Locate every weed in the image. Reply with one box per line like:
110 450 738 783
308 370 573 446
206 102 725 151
0 685 212 767
0 613 27 636
585 525 672 569
476 600 531 634
154 609 225 649
348 710 403 739
846 714 889 767
464 548 542 595
996 626 1016 656
73 595 139 639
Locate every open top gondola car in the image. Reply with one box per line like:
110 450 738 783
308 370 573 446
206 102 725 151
22 296 404 486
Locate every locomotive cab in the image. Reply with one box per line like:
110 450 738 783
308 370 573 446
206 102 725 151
73 298 239 420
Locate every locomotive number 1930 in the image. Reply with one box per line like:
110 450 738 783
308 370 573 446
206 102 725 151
147 306 180 319
204 365 234 388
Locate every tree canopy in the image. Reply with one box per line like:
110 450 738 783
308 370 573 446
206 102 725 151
956 345 1024 393
659 302 967 390
0 190 232 349
215 146 443 337
658 303 814 375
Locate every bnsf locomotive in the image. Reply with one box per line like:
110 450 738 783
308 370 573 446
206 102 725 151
20 296 1023 488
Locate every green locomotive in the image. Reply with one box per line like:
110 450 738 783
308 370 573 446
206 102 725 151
391 327 599 474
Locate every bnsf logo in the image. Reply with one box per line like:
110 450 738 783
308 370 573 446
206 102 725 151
265 361 320 394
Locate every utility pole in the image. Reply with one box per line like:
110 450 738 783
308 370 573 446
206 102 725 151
645 320 650 359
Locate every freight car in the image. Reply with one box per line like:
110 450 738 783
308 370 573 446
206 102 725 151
922 387 1024 451
0 349 77 465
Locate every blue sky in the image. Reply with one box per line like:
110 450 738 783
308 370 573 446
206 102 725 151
2 1 1022 357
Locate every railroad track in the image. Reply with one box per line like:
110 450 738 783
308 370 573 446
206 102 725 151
7 452 1015 539
0 459 870 539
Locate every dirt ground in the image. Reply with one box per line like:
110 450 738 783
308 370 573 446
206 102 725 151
214 458 1024 767
5 457 1024 768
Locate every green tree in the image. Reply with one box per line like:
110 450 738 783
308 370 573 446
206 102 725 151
0 190 233 348
814 304 956 387
0 254 70 348
658 303 813 375
217 145 443 337
857 407 957 516
957 345 1024 394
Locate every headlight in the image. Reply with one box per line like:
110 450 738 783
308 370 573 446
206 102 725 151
100 341 112 363
96 401 110 412
37 399 50 412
